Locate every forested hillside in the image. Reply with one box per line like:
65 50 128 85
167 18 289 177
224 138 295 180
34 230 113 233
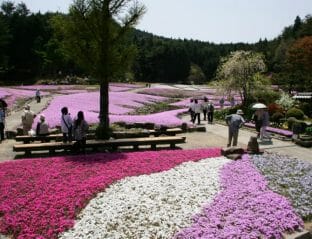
0 1 311 90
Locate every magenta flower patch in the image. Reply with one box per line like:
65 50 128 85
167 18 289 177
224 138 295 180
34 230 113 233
244 122 293 137
174 155 303 239
0 148 221 239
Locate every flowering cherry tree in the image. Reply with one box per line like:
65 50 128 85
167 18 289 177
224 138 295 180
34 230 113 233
216 50 266 105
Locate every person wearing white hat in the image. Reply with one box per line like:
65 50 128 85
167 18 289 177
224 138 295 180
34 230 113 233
225 109 245 147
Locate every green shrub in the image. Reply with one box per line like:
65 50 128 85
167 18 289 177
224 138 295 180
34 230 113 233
286 108 304 120
271 112 284 125
299 102 312 117
292 121 307 134
305 126 312 135
287 117 297 130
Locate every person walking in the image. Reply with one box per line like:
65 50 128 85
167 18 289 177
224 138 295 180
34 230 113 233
188 99 195 122
201 97 209 121
192 99 202 125
61 107 73 143
35 89 41 103
0 106 5 142
73 111 89 153
225 109 245 147
21 105 36 135
207 102 215 124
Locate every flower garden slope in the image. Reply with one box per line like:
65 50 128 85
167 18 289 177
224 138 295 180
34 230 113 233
0 148 220 239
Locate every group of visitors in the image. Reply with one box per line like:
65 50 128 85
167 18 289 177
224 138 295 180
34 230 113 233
20 104 89 152
61 107 89 152
188 97 214 125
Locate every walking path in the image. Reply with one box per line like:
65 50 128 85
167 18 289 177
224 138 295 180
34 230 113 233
0 95 311 164
179 115 312 163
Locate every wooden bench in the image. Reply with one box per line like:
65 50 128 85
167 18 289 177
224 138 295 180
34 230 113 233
15 133 96 144
13 136 186 155
15 128 183 143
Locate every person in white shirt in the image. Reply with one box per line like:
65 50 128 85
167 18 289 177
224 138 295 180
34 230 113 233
191 99 202 125
61 107 73 143
188 98 195 122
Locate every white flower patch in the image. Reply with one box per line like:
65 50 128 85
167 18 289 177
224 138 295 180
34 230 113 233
59 157 230 239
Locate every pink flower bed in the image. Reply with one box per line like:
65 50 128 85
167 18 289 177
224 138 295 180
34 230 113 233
0 148 221 239
0 87 49 109
111 109 190 127
174 155 303 239
34 92 167 128
244 122 293 137
14 85 75 90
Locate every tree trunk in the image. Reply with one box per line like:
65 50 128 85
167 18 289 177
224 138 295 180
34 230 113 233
99 80 109 130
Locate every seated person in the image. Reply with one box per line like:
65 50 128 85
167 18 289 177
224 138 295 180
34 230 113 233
36 114 50 137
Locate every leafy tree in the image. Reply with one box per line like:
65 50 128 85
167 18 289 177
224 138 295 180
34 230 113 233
53 0 145 137
0 14 10 75
284 36 312 91
216 50 266 105
187 63 205 84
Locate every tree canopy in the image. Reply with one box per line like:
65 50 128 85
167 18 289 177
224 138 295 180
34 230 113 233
216 50 266 105
52 0 146 137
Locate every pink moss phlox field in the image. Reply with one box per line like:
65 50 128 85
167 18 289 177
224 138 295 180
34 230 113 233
111 109 190 127
0 148 221 239
174 155 303 239
14 85 76 90
244 122 293 137
0 87 49 109
34 92 167 128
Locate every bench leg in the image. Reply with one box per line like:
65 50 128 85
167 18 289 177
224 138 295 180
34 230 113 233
24 150 31 156
49 149 55 154
112 146 118 151
133 145 139 150
151 144 156 150
170 143 176 149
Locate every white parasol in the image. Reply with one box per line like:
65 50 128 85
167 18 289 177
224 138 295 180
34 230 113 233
251 103 267 109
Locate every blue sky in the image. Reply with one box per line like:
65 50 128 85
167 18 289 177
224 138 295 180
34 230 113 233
10 0 312 43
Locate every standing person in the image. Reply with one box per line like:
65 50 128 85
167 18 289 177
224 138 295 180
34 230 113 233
219 97 225 109
73 111 89 152
201 97 209 121
252 109 263 138
225 109 245 147
207 102 215 124
35 89 41 103
188 99 195 122
0 99 7 115
36 114 50 136
61 107 73 143
260 109 271 140
21 105 36 135
0 106 5 142
192 99 202 125
230 97 235 107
